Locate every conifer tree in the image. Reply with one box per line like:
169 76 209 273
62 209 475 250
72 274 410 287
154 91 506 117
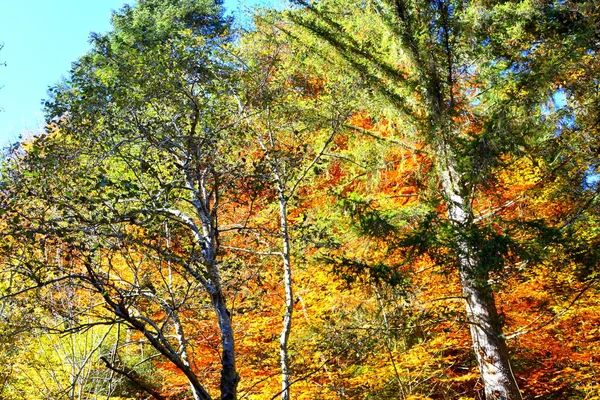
284 0 599 398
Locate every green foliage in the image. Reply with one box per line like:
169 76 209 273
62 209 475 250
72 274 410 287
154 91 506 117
2 1 240 399
339 195 398 238
2 0 600 399
110 0 230 44
327 256 408 287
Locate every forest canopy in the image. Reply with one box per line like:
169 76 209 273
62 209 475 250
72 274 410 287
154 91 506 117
0 0 599 399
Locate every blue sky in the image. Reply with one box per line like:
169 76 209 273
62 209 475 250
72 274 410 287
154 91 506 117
0 0 263 148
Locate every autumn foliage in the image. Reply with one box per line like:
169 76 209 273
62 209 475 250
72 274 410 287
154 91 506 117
1 0 600 399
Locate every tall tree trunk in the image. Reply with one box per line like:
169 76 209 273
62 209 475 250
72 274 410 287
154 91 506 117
192 164 240 400
211 290 240 400
459 264 522 400
439 153 523 400
278 193 293 400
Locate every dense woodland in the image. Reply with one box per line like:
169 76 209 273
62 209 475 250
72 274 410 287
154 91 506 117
0 0 599 399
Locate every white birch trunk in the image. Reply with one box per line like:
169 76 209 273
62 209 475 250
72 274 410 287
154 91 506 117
278 193 293 400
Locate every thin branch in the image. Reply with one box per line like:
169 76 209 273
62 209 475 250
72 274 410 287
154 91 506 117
0 275 90 300
345 123 425 154
222 245 282 257
505 277 600 340
287 123 339 200
100 357 166 400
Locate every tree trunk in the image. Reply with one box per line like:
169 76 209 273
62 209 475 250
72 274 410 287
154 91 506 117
440 154 523 400
171 309 203 400
459 264 522 400
278 194 293 400
211 290 240 400
192 165 240 400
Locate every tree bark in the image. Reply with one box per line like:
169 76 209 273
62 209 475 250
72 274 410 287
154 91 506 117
459 264 522 400
190 163 240 400
278 194 293 400
211 290 240 400
440 153 523 400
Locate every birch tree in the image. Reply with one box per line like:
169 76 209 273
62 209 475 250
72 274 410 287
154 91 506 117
234 20 354 399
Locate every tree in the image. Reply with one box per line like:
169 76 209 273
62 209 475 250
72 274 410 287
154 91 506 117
2 0 598 398
282 0 599 398
1 1 244 399
237 19 354 399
